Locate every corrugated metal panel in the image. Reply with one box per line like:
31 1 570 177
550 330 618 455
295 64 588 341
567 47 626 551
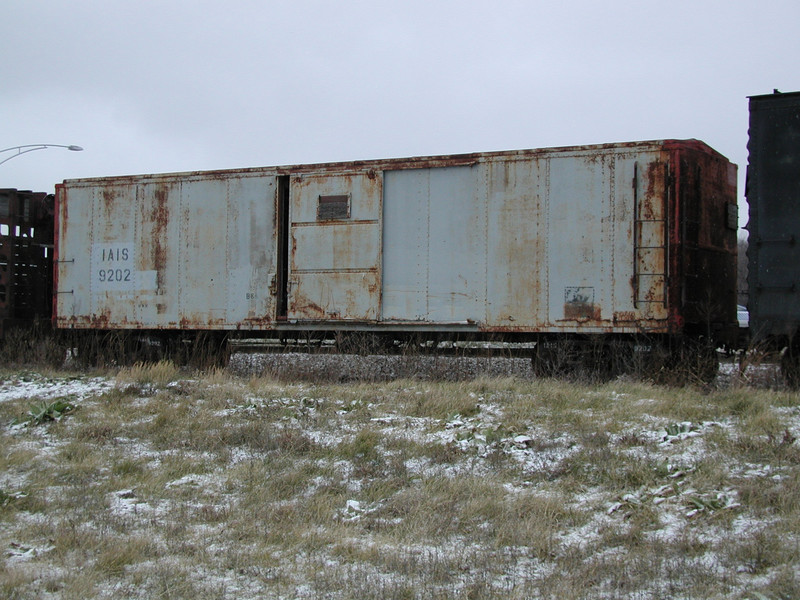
747 91 800 339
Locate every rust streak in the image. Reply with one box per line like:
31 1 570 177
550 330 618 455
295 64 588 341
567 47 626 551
564 303 602 322
151 185 170 289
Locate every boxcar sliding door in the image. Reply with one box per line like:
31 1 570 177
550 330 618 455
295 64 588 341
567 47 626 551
286 170 382 321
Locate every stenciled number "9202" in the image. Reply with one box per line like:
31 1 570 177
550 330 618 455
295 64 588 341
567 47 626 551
98 268 132 283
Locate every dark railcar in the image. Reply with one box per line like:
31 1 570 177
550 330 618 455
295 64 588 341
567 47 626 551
0 189 54 336
746 90 800 385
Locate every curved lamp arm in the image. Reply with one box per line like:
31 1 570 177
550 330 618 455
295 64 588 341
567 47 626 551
0 144 83 167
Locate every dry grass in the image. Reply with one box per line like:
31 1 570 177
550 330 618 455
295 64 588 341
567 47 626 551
0 359 799 598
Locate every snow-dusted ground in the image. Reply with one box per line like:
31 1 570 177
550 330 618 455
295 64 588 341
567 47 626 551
0 373 114 405
1 358 798 599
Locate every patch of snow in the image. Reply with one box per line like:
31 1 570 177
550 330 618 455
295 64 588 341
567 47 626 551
5 541 54 564
165 474 218 489
108 488 167 517
0 375 113 404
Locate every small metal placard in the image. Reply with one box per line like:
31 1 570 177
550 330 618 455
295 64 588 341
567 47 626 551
318 195 350 220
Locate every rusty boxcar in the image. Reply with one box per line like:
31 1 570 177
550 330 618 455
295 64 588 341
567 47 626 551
746 90 800 386
54 139 738 374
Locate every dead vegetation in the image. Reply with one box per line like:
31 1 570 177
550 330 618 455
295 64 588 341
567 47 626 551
0 357 798 599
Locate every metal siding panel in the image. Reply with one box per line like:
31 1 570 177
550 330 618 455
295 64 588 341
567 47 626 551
293 222 379 271
610 158 638 321
292 272 380 320
291 170 381 222
56 186 93 325
89 184 138 326
224 176 276 326
485 158 548 326
483 153 658 331
546 155 610 325
381 169 429 320
382 166 487 323
426 166 487 322
383 150 671 333
134 181 181 326
179 179 229 326
57 174 277 330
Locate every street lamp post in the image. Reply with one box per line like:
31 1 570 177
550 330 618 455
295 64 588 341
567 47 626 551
0 144 83 167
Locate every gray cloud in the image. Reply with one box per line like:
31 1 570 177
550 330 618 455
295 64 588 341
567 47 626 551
2 0 799 230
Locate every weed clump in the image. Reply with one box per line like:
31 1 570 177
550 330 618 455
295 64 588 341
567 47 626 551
115 360 180 388
13 398 76 426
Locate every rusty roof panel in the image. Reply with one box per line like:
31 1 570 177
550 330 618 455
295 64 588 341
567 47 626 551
60 140 722 187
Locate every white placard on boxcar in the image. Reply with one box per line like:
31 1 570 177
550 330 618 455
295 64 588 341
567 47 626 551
91 243 135 291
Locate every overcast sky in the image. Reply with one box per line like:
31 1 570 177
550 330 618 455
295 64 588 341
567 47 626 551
3 1 799 227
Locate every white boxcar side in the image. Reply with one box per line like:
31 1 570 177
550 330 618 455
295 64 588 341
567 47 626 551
55 139 737 343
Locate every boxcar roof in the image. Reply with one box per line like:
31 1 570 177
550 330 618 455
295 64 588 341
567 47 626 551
61 138 724 186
